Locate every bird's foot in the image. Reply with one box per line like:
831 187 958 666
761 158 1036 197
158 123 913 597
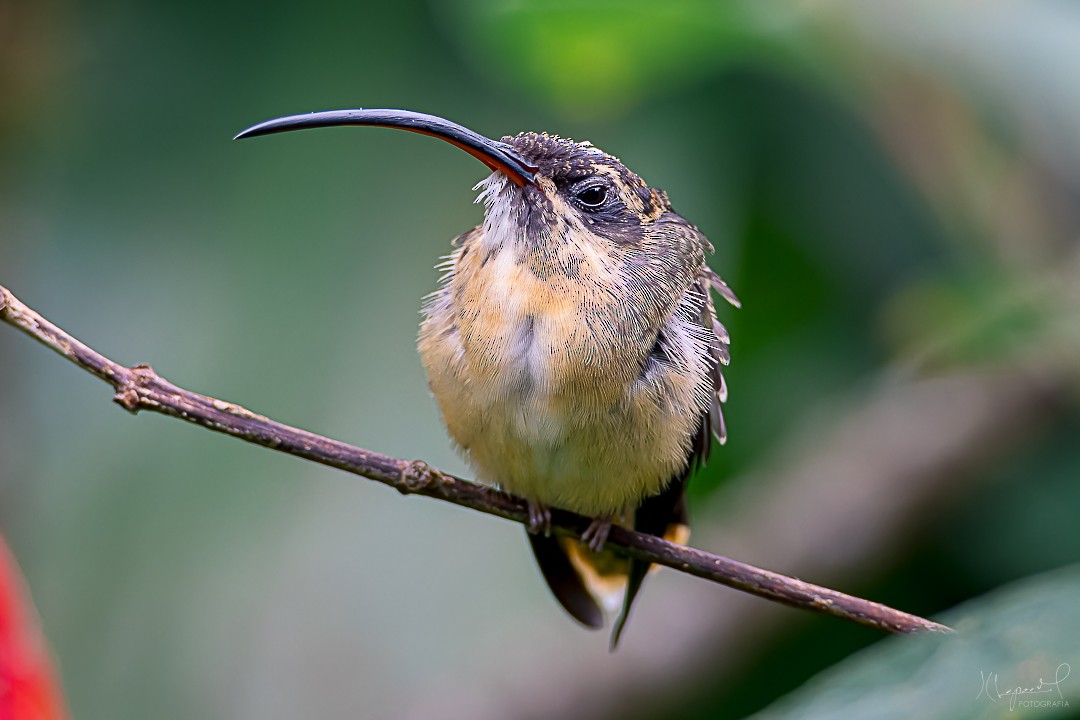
581 517 614 553
526 501 552 536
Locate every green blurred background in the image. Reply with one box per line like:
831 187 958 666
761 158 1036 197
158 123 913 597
3 1 1080 718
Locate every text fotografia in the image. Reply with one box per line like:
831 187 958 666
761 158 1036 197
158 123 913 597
977 663 1071 712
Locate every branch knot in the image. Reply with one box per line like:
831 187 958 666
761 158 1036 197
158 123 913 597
112 364 158 413
400 460 440 495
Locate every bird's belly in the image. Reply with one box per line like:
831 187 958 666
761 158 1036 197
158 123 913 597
424 315 682 516
462 381 672 517
419 246 695 517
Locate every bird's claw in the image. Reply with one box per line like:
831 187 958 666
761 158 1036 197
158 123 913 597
581 518 613 553
526 501 552 536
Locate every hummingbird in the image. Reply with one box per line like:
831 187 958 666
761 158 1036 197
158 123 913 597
236 109 738 647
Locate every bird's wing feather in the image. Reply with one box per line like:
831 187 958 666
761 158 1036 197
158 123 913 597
610 267 731 646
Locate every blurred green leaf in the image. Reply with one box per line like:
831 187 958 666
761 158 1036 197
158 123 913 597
752 566 1080 720
439 0 783 116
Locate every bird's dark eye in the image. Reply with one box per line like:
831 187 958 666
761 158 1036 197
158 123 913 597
575 185 607 208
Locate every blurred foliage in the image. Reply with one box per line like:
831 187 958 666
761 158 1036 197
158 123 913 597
1 0 1079 719
753 565 1080 720
438 0 787 118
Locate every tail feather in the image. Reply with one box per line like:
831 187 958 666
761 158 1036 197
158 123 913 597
610 471 690 649
527 533 604 629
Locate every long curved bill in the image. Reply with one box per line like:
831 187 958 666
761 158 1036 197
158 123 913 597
235 108 537 187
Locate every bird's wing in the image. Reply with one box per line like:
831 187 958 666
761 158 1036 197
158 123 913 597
610 266 736 647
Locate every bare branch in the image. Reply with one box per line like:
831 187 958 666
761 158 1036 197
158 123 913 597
0 283 951 635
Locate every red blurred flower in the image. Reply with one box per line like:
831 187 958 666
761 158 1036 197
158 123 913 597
0 537 67 720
